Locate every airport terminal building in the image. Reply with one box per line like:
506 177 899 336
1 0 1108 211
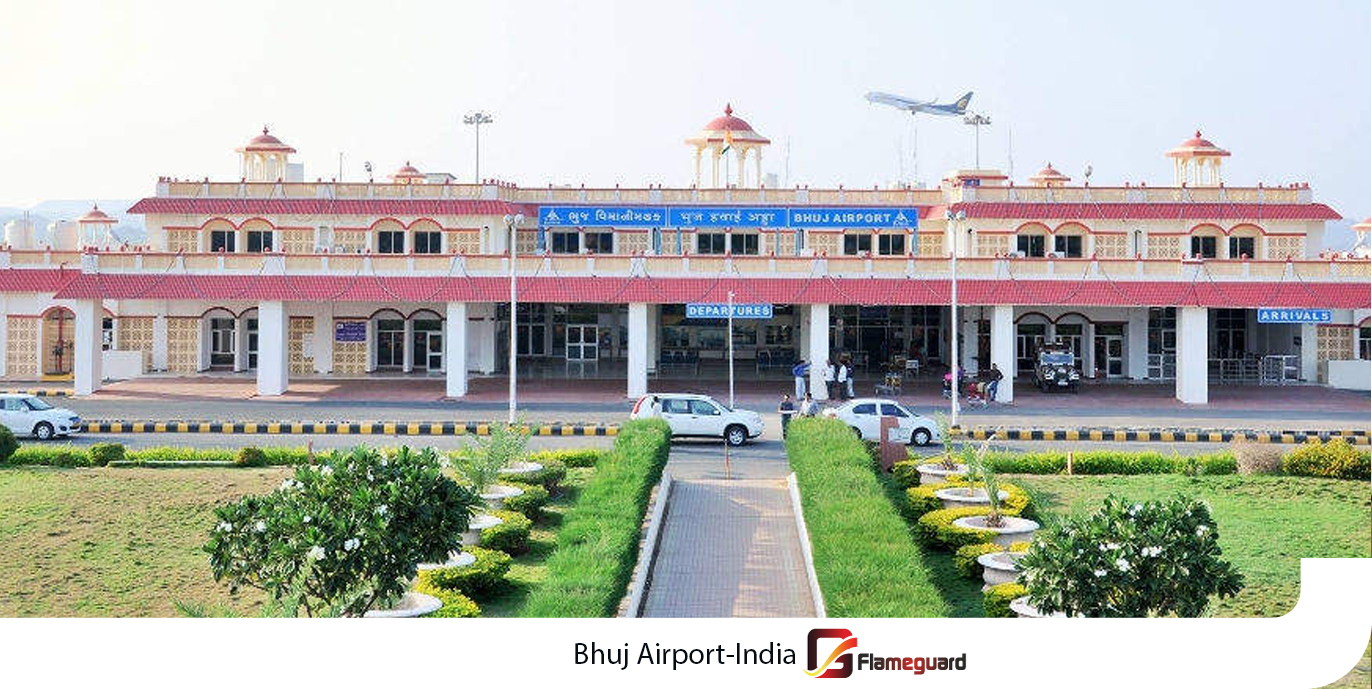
0 108 1368 403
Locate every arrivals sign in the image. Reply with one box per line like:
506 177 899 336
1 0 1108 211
686 303 774 320
1257 308 1332 324
538 205 919 229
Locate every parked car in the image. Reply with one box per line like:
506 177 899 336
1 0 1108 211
823 397 940 446
630 394 764 446
0 394 82 440
1033 342 1081 393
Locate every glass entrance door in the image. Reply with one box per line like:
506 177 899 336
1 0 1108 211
1016 323 1046 375
209 318 236 369
1095 335 1124 377
375 319 404 369
565 325 598 361
426 331 443 371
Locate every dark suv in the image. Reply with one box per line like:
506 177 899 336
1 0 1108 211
1033 343 1081 393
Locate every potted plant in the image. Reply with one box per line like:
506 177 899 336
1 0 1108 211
916 414 971 486
458 423 530 510
950 440 1040 547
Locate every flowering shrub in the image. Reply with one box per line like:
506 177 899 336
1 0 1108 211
413 578 481 618
983 582 1027 618
1018 495 1243 617
205 446 478 617
1282 438 1371 480
417 546 512 596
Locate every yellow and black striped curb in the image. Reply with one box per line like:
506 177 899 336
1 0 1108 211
1 389 73 398
81 421 618 436
956 427 1369 445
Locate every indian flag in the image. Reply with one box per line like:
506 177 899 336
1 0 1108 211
721 128 733 154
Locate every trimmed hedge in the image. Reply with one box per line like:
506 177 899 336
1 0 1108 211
953 541 1029 579
502 482 550 519
984 582 1028 618
1 445 316 467
918 449 1237 477
891 459 922 489
903 477 1030 523
7 445 90 467
416 546 511 597
518 459 568 493
519 418 671 617
414 580 481 618
480 509 533 554
531 448 605 469
234 447 266 468
1282 439 1371 481
88 442 125 467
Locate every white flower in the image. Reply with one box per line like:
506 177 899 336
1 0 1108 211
302 515 311 523
278 478 297 491
343 537 360 552
254 520 267 533
216 521 233 533
1142 546 1163 558
1116 558 1131 572
320 465 334 477
1093 569 1107 578
307 546 326 561
1195 525 1209 536
366 471 374 482
376 505 388 516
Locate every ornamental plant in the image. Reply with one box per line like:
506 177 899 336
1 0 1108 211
458 422 532 495
1018 495 1243 617
964 437 1005 527
205 445 478 617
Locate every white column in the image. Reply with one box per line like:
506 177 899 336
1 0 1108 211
1299 323 1319 382
469 303 497 373
233 315 248 372
1176 306 1208 404
152 311 169 371
808 303 830 400
73 299 103 396
256 300 289 396
960 309 978 374
1127 308 1148 380
402 319 415 373
312 307 333 374
646 304 659 374
990 305 1014 402
445 302 468 397
627 303 648 399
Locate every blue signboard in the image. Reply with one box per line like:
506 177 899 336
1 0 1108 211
335 321 367 342
538 204 919 229
1257 308 1332 324
686 303 774 320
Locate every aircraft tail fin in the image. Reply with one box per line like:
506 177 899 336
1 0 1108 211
953 92 973 114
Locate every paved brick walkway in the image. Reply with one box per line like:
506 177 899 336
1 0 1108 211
640 439 816 618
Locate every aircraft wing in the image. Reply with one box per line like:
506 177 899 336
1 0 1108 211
864 91 932 112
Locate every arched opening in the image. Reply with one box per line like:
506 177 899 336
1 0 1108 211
201 307 239 371
41 307 75 377
1227 224 1262 260
370 308 407 370
1014 223 1050 257
410 309 445 372
1051 223 1089 259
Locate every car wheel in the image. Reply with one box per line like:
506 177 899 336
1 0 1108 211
911 428 932 447
33 422 54 441
725 424 747 447
851 425 864 440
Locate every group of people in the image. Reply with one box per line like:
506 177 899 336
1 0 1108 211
789 358 854 401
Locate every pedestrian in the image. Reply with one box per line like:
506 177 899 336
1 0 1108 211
823 358 836 399
986 363 1004 402
837 358 852 400
791 359 810 400
645 395 662 418
778 394 796 438
800 392 819 417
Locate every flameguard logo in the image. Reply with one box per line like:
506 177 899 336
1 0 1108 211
804 628 967 678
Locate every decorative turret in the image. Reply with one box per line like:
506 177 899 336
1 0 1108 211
76 204 118 249
237 126 296 182
1166 130 1230 186
1028 162 1071 187
685 104 770 188
390 161 425 184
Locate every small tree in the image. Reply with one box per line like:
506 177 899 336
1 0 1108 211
1018 495 1243 617
458 422 531 495
205 445 478 617
965 436 1005 527
0 425 18 464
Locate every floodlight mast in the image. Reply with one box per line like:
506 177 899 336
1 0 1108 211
463 111 494 182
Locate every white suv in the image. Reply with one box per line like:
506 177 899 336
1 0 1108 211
0 394 83 440
630 394 764 446
825 397 940 446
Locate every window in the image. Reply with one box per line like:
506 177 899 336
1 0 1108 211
1053 235 1083 258
1190 236 1217 259
24 397 53 411
1359 327 1370 360
852 403 877 416
1016 235 1045 257
689 399 721 415
731 323 756 347
662 326 691 348
697 233 727 254
101 317 114 351
584 232 613 254
1214 309 1246 358
551 232 579 254
764 325 792 345
377 230 405 254
413 231 442 254
880 403 909 418
843 233 872 255
877 234 906 256
729 233 759 255
246 230 273 253
662 398 691 414
2 398 24 412
210 230 235 253
1228 236 1255 259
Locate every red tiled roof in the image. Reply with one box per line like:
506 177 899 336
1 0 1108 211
950 202 1341 222
0 268 82 293
127 198 530 216
50 274 1369 309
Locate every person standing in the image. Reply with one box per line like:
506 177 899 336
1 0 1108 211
791 359 810 400
800 392 819 417
823 358 836 399
837 359 851 400
778 394 797 438
986 363 1004 402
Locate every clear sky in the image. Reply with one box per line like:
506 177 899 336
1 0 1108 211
1 0 1368 242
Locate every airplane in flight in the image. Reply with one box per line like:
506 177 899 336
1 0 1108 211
864 91 973 117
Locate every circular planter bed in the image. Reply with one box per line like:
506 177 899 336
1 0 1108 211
916 463 967 486
977 551 1025 588
499 461 544 478
1009 596 1070 619
952 515 1040 547
935 486 1009 510
480 484 525 510
461 513 504 546
417 551 477 572
363 592 443 618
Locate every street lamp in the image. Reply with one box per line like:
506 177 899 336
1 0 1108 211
946 208 967 429
504 212 524 424
962 113 991 169
464 111 494 182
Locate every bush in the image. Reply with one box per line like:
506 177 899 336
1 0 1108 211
919 449 1239 477
891 459 922 489
480 509 533 554
904 484 944 521
502 482 549 519
414 579 481 618
7 445 90 467
1282 438 1371 480
416 546 512 597
0 425 18 463
916 506 998 550
521 418 671 617
1018 495 1243 617
954 541 1030 580
234 447 267 468
87 442 126 467
520 459 568 493
1231 440 1283 475
460 423 532 495
531 448 604 468
205 446 479 617
984 582 1028 618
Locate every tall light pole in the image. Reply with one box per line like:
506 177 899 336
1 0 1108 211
727 290 736 409
504 212 524 424
947 209 966 429
464 111 493 182
963 113 991 169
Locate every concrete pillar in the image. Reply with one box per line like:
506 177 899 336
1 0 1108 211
73 299 103 396
402 318 415 373
233 315 248 372
469 303 497 374
960 310 978 374
627 303 648 399
152 311 169 371
1176 306 1208 404
990 305 1014 402
646 304 659 374
1127 308 1149 380
445 302 468 397
312 306 333 374
808 303 830 400
256 300 288 396
1299 323 1318 382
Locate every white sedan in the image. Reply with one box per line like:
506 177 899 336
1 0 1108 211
630 393 764 446
824 398 940 446
0 394 83 440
